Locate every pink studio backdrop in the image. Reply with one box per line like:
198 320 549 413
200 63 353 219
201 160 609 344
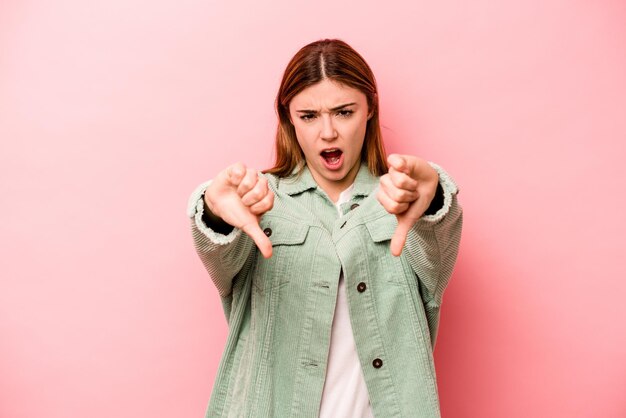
1 1 625 417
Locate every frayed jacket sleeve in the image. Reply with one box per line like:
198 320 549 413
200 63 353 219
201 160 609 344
187 180 256 297
405 163 463 310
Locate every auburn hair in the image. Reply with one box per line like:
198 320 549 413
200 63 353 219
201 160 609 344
264 39 388 177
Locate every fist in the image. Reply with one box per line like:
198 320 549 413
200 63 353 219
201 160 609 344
377 154 439 256
204 162 275 258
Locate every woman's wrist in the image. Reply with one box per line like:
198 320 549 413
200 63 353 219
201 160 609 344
423 182 444 216
202 200 235 235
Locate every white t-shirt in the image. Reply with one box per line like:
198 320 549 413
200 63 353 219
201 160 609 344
318 185 375 418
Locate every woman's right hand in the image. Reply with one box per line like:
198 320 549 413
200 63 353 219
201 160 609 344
204 163 275 258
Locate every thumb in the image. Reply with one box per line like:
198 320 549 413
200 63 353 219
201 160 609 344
389 216 413 256
242 222 273 258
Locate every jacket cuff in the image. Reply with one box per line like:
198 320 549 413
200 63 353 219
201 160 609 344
417 162 459 225
187 180 242 245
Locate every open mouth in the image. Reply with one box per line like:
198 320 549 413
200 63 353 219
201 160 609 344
321 148 343 165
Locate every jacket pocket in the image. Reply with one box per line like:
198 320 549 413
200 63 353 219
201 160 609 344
261 217 309 246
364 215 417 286
365 215 396 243
252 216 310 292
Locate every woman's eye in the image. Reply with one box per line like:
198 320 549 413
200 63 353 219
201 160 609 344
337 110 354 118
299 114 316 121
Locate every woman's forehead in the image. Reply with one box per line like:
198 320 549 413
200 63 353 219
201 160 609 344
290 79 366 110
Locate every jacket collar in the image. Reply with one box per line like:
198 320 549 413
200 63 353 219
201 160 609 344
279 163 379 197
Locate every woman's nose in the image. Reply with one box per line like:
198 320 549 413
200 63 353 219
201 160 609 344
320 114 338 141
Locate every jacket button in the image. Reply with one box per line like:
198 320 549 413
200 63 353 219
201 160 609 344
357 282 367 292
263 228 272 237
350 203 359 210
372 358 383 368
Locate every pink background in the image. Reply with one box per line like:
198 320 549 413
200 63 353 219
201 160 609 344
1 0 625 417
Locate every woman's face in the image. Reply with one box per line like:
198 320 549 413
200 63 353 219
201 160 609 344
288 78 370 201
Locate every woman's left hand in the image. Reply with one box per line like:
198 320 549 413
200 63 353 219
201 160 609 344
376 154 439 256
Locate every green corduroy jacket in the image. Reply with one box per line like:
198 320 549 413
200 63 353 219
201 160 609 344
188 162 463 418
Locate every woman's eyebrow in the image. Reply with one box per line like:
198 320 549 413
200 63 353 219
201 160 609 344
295 102 357 113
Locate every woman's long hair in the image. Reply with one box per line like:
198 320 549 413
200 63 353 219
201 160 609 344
265 39 388 177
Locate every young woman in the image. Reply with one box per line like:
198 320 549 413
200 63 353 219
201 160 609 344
188 39 462 418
